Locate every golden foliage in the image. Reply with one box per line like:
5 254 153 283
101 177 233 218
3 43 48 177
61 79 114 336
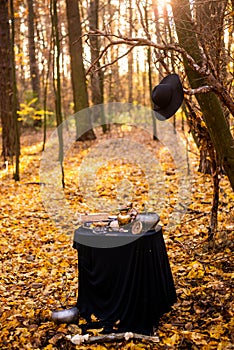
0 127 233 349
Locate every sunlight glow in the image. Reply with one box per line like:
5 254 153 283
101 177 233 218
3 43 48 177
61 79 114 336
154 0 170 15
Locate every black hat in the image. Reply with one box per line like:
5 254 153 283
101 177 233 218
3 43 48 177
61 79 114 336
151 73 184 120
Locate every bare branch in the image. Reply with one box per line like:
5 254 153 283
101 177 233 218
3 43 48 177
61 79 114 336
184 85 214 95
90 45 138 73
86 30 208 76
85 30 234 116
86 40 137 75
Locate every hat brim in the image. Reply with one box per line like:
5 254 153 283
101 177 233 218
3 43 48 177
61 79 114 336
152 74 184 121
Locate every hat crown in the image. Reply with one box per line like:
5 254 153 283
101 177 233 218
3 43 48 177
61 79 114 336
151 73 184 120
152 84 173 110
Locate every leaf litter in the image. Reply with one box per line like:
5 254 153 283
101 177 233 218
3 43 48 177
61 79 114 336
0 126 233 349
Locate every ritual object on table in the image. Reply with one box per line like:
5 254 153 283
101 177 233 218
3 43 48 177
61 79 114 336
79 203 160 235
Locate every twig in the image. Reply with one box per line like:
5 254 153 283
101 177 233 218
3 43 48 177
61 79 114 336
84 30 234 116
22 182 46 185
67 332 159 345
92 44 138 73
180 212 209 224
184 85 214 95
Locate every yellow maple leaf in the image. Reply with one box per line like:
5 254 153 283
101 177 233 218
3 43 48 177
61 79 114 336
163 333 179 346
187 261 205 279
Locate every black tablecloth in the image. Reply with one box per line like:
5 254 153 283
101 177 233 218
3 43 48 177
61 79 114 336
73 226 177 335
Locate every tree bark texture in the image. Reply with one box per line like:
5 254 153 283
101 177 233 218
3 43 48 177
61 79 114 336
171 0 234 191
89 0 103 106
195 0 228 78
128 0 133 104
27 0 40 103
89 0 107 133
0 0 16 159
10 0 20 180
66 0 96 140
51 0 64 187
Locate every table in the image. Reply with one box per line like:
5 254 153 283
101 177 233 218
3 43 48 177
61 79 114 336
73 226 177 335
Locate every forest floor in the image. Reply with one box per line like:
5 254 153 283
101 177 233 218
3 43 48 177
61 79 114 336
0 125 233 349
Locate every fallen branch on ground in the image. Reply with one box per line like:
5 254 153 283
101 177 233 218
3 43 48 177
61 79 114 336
67 332 159 345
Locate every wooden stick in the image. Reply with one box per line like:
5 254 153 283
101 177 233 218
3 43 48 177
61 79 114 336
67 332 159 345
79 213 110 222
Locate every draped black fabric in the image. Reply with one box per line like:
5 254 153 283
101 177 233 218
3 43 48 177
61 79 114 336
73 226 177 335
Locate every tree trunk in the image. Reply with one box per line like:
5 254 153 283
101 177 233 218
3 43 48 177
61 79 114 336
0 0 16 160
171 0 234 191
51 0 64 187
27 0 41 127
89 0 103 106
184 99 213 175
42 36 52 151
128 0 133 104
89 0 107 132
65 0 96 141
10 0 20 180
195 0 228 77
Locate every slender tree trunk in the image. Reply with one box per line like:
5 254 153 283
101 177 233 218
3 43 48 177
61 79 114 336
10 0 20 181
136 55 141 103
27 0 41 127
89 0 103 106
128 0 133 104
65 0 96 141
51 0 64 188
148 48 158 140
208 150 220 246
145 1 158 141
89 0 107 132
0 0 16 160
171 0 234 191
42 36 52 152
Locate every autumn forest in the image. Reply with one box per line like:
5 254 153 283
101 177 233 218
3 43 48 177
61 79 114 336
0 0 234 349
